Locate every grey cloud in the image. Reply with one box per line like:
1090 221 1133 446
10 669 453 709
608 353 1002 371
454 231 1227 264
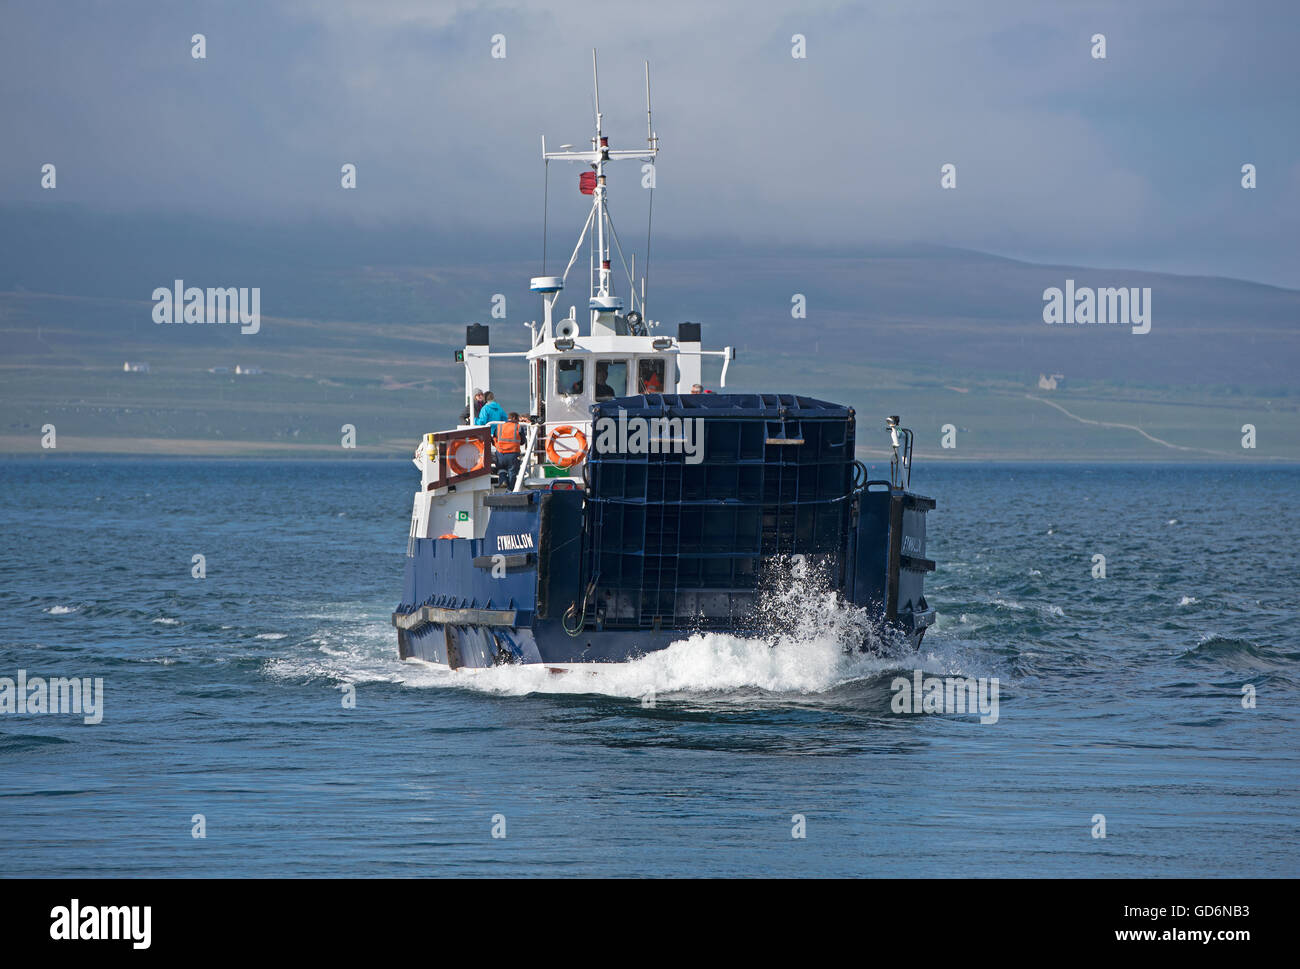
1 0 1296 285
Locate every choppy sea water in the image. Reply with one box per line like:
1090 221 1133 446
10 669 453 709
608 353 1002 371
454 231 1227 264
0 459 1296 877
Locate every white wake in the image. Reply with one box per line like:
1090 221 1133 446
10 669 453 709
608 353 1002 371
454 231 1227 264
264 564 976 701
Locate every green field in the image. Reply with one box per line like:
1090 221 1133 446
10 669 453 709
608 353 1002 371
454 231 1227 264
2 241 1296 462
3 344 1293 462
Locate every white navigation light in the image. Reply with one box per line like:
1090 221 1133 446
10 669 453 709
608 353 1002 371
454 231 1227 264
652 337 673 350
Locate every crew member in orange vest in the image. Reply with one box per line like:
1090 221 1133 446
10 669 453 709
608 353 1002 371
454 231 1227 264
493 411 524 485
639 360 664 394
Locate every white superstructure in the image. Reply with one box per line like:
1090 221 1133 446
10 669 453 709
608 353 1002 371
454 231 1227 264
455 51 734 493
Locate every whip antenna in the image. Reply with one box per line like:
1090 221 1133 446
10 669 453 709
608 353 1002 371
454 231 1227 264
592 49 601 132
643 60 655 322
541 137 549 272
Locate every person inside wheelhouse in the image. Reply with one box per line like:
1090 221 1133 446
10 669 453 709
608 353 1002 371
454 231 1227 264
638 358 664 394
557 358 583 396
595 360 629 401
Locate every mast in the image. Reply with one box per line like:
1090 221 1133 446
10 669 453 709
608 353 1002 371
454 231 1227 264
643 58 656 324
537 49 658 336
593 50 609 303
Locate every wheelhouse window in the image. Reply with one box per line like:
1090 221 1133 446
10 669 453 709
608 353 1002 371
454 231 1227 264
556 358 584 396
638 358 665 394
594 360 629 402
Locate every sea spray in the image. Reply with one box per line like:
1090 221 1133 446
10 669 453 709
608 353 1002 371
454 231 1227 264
263 562 961 701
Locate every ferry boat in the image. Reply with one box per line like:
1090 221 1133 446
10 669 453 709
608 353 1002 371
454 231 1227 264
393 54 936 670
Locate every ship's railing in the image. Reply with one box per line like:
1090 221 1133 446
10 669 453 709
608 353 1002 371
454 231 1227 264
513 421 542 492
514 419 591 490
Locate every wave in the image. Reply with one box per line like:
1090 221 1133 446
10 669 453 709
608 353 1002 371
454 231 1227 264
267 622 974 702
0 732 74 754
1186 634 1260 657
1178 634 1300 674
430 632 919 699
264 566 982 702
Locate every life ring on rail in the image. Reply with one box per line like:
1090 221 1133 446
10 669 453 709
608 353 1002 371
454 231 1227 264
545 425 588 468
446 436 486 475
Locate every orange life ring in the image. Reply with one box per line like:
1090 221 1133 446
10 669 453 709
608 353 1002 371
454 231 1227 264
446 437 486 475
546 425 588 468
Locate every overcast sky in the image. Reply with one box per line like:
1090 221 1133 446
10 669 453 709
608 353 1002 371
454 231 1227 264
3 0 1297 286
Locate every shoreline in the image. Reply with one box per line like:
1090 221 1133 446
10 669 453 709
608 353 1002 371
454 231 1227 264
2 440 1296 465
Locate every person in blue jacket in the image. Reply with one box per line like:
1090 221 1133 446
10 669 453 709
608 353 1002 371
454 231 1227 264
473 390 509 430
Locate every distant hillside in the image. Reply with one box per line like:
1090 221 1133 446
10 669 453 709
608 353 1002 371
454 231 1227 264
1 206 1296 460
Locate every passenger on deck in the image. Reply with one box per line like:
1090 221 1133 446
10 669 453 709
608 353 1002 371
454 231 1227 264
493 412 524 485
473 390 508 430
